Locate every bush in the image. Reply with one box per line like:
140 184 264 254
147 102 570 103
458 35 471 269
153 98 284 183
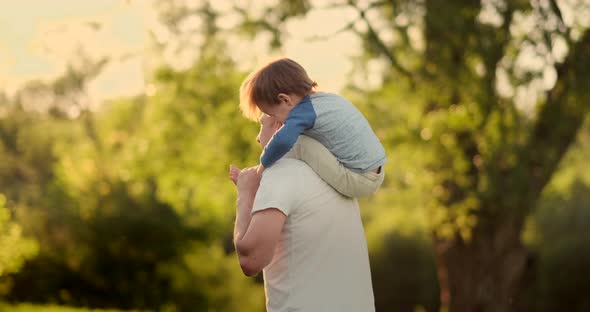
519 179 590 312
369 230 440 312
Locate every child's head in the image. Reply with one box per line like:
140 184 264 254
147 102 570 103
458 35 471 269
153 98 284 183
240 58 317 123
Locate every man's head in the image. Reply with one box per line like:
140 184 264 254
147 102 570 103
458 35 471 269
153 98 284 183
228 114 280 186
256 114 282 148
240 58 317 123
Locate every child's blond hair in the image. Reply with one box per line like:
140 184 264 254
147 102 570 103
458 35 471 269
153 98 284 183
240 58 318 121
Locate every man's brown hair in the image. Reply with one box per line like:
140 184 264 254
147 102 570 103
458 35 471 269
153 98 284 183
240 58 318 121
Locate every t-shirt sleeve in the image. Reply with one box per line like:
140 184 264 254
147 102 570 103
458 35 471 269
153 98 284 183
252 160 301 216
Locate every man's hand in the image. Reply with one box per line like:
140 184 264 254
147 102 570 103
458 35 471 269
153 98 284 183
229 165 241 185
236 166 262 196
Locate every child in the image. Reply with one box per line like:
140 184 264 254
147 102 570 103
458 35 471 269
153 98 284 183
237 58 386 198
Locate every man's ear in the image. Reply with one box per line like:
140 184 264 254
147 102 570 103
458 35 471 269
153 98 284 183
277 93 294 106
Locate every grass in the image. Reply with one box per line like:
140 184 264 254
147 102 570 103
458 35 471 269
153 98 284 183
0 302 148 312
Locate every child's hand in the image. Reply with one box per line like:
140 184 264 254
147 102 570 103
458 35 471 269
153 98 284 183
229 165 241 185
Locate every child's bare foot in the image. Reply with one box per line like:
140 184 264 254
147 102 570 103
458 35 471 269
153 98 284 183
229 165 241 185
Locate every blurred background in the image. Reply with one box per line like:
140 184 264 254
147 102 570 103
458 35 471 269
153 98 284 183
0 0 589 311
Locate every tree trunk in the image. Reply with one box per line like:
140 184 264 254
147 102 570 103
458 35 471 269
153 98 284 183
433 216 528 312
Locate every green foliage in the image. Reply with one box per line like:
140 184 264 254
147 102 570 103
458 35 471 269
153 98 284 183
527 180 590 312
369 229 440 312
134 44 259 230
517 120 590 312
157 243 264 312
1 41 263 311
0 195 38 279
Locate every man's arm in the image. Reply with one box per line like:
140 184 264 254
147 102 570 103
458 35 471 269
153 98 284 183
233 167 287 276
260 98 316 168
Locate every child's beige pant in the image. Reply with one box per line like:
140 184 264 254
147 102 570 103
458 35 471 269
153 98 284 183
285 135 384 198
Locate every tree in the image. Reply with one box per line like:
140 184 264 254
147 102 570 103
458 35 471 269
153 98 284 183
235 0 590 310
0 194 38 285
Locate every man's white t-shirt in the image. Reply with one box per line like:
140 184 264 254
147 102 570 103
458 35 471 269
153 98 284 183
252 158 375 312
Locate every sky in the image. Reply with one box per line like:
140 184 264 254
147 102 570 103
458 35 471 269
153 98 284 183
0 0 584 108
0 0 362 102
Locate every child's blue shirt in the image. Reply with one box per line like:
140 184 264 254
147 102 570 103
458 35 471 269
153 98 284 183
260 92 386 173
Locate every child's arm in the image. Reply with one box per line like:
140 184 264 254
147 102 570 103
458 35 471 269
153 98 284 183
260 101 316 169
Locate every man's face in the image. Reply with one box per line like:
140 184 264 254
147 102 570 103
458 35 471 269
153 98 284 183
257 114 282 148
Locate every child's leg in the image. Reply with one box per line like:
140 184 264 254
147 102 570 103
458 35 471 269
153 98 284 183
287 135 384 197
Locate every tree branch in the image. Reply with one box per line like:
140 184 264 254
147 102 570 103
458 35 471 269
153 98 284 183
304 19 360 42
348 0 415 85
479 4 515 124
522 29 590 203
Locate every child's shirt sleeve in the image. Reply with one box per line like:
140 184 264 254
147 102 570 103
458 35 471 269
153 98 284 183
261 98 317 168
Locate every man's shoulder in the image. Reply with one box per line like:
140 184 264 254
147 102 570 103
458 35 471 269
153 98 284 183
262 158 323 187
264 158 310 176
254 159 318 215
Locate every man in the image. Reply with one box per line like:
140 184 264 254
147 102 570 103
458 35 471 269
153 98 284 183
230 114 375 312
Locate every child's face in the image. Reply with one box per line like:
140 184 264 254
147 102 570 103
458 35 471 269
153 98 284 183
258 93 298 123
